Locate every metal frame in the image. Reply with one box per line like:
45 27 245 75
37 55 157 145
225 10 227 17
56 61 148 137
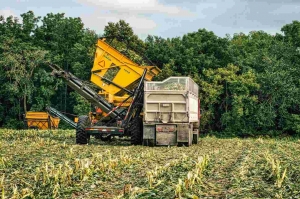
46 106 76 128
86 69 147 137
48 63 119 118
48 63 147 138
121 69 146 129
93 72 134 95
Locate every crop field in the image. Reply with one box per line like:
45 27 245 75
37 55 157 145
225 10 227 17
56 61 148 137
1 130 300 198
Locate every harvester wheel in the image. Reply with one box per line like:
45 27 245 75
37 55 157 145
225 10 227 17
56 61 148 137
76 115 90 144
130 117 143 145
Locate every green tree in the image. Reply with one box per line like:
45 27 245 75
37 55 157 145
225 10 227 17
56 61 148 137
0 12 52 127
145 29 231 75
281 21 300 47
103 20 147 65
199 64 259 135
33 13 98 117
69 29 98 80
229 31 300 135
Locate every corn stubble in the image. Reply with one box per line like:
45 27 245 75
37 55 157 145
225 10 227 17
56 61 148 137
0 130 300 198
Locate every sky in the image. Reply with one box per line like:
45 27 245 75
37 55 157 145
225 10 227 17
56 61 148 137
1 0 300 40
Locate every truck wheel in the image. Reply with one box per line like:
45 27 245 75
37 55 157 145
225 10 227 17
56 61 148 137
76 115 90 144
130 117 143 145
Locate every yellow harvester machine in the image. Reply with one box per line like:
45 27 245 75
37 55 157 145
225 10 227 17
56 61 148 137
49 38 200 146
49 39 161 144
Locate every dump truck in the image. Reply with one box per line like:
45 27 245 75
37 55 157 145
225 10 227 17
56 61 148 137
143 77 200 146
49 38 200 146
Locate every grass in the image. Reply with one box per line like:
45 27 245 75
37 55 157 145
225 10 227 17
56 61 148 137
1 129 300 198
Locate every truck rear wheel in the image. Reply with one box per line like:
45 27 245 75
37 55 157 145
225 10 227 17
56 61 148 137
76 115 90 144
130 117 143 145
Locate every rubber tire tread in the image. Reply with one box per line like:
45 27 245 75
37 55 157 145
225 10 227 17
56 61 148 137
76 115 90 144
130 117 143 145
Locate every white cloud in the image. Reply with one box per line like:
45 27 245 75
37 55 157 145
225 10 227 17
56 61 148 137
76 0 196 39
77 0 192 16
80 11 157 39
0 8 17 18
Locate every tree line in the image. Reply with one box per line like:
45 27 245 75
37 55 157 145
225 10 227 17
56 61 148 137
0 11 299 136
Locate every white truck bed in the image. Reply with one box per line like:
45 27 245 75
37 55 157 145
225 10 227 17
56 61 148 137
144 77 199 124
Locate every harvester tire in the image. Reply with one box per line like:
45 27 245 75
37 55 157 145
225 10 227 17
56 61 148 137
76 115 90 144
130 117 143 145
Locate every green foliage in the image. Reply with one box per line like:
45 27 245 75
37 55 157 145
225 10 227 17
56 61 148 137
70 92 91 116
284 114 300 134
0 12 48 127
199 64 260 134
228 31 300 136
69 30 97 80
145 29 231 75
0 11 96 128
103 20 147 65
154 60 180 81
281 20 300 47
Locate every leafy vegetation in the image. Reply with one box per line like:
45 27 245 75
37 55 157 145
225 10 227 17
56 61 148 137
1 129 300 198
0 11 299 136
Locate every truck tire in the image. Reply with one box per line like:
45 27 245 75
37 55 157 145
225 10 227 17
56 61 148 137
76 115 90 144
130 117 143 145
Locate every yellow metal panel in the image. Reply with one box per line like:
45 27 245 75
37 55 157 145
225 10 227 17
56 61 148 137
25 111 49 129
25 112 49 119
93 39 139 69
145 66 161 77
50 117 60 129
90 39 161 96
25 111 60 129
27 120 49 130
